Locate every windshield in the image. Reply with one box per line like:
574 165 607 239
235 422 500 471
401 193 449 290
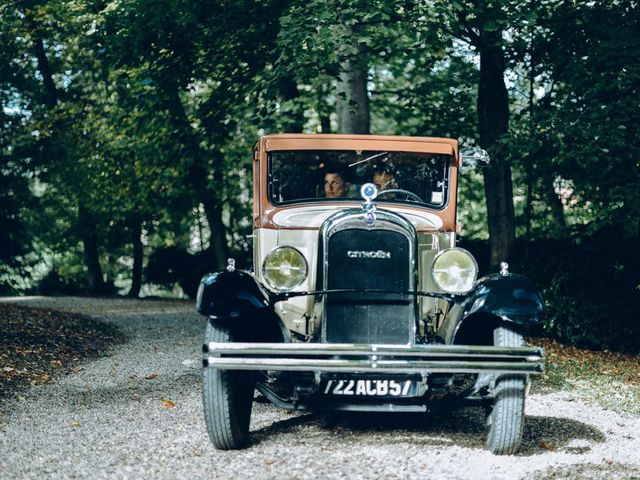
269 150 451 208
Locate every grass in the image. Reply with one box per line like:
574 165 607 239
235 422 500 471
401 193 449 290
532 337 640 416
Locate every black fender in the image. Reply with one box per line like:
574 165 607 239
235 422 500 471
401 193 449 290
196 269 285 342
450 273 545 344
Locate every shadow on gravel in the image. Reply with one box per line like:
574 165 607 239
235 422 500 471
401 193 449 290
250 413 319 446
44 370 201 409
247 408 487 449
531 463 640 479
520 415 606 456
247 406 606 455
316 408 487 448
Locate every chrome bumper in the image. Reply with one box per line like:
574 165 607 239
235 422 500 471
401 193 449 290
203 343 544 375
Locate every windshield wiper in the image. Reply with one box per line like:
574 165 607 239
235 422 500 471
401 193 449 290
348 151 388 168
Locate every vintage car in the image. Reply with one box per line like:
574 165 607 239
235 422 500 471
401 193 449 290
197 134 544 454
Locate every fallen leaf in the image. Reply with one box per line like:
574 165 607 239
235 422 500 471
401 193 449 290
162 399 176 410
70 422 81 428
41 374 50 383
145 373 158 380
264 459 276 465
0 303 123 399
539 440 556 450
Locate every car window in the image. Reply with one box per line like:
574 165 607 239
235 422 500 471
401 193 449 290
268 150 451 208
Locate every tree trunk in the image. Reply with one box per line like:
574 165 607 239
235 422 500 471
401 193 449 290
320 112 332 134
24 10 108 292
208 161 231 266
277 74 305 133
317 84 332 133
128 219 144 298
31 35 58 109
524 46 535 263
524 160 534 263
477 31 515 271
161 78 230 270
543 177 568 237
336 25 370 134
79 206 107 294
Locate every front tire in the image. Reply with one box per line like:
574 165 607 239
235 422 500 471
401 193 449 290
202 321 254 450
485 326 527 455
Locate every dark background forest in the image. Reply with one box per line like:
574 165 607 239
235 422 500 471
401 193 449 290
1 0 638 352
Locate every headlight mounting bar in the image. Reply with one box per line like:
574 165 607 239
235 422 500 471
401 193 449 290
270 288 460 305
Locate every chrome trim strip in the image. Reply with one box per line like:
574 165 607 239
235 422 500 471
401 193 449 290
204 342 544 374
206 357 543 374
326 404 429 412
206 342 543 358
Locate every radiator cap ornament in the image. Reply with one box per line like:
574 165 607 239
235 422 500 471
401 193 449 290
361 183 378 201
360 183 378 226
500 261 509 276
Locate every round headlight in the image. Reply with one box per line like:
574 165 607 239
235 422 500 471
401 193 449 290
262 246 308 291
431 248 478 294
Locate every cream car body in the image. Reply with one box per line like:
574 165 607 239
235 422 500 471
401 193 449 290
197 134 545 455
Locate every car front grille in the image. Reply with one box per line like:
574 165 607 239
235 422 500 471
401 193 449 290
324 226 414 344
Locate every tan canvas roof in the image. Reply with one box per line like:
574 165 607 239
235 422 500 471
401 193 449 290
259 134 459 165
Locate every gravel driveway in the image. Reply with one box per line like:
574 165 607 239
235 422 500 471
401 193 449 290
1 297 639 479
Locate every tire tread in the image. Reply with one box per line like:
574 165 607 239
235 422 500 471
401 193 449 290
485 326 526 455
202 322 253 450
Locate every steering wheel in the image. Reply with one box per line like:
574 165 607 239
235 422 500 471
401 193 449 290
376 189 424 203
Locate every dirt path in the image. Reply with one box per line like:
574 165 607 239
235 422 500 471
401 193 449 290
1 297 639 479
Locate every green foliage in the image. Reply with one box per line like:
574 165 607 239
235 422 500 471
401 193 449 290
458 168 488 240
0 166 30 266
541 231 640 353
37 269 89 296
0 0 638 349
507 0 640 237
145 246 214 298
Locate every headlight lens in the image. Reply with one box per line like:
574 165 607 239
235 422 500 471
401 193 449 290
262 246 308 291
431 248 478 293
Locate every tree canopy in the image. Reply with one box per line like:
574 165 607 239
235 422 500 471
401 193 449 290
1 0 638 350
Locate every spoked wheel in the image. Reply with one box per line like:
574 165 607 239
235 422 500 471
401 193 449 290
202 321 254 450
485 326 527 455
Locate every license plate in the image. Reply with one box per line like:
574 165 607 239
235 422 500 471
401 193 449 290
323 379 414 397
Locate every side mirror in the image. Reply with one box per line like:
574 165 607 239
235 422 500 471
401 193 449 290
460 148 490 168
